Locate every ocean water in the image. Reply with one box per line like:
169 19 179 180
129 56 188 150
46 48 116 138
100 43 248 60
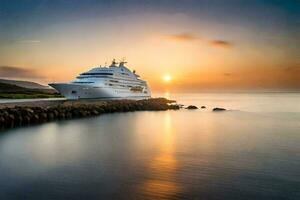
0 93 299 200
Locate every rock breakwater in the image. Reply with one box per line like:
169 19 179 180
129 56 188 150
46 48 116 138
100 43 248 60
0 98 179 130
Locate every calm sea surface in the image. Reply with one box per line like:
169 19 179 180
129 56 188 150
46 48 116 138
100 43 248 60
0 93 299 200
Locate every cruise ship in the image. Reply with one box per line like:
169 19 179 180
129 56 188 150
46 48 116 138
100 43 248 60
49 60 151 100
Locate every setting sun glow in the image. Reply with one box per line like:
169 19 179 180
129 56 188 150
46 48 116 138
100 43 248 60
163 75 172 83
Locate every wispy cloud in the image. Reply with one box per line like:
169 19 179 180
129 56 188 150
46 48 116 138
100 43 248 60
17 40 41 44
285 66 300 72
209 40 233 48
284 65 300 77
165 32 234 50
166 32 199 42
0 66 44 79
223 73 232 76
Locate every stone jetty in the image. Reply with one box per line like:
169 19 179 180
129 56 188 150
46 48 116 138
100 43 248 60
0 98 180 130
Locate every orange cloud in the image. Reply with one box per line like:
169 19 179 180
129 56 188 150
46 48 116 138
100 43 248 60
165 32 234 50
166 32 198 42
284 65 300 73
0 66 44 79
209 40 233 48
223 73 232 76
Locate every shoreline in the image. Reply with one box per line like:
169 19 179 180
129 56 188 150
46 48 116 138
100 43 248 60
0 98 180 131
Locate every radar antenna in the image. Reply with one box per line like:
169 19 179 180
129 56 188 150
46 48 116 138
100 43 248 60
111 58 119 67
119 57 127 67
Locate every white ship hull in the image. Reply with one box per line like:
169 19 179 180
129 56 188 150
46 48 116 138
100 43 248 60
49 60 151 100
49 83 151 100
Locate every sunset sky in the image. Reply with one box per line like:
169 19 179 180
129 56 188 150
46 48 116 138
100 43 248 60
0 0 299 92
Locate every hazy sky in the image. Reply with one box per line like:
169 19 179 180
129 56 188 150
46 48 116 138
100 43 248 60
0 0 299 91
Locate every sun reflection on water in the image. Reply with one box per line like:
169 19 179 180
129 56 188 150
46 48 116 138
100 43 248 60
140 112 182 199
163 91 171 99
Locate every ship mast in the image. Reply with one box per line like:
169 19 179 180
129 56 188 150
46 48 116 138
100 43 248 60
119 58 127 67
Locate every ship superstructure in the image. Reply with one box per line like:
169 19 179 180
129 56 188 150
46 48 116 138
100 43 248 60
49 60 151 100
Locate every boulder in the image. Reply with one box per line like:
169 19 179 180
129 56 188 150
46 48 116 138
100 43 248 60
92 110 99 115
212 107 226 112
186 105 198 109
53 110 59 117
201 106 206 109
168 104 180 110
23 116 31 125
0 116 5 127
66 112 73 119
59 113 66 119
32 114 39 123
79 110 87 117
72 110 81 118
15 116 23 126
48 112 55 121
39 113 48 122
24 108 34 114
7 114 15 127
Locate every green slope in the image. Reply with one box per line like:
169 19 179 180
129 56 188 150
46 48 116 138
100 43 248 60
0 82 62 99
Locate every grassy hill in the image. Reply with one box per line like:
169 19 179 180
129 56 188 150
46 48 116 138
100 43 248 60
0 79 49 89
0 82 62 99
0 82 25 92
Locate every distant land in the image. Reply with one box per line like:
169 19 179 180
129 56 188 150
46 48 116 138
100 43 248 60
0 79 62 99
0 79 50 89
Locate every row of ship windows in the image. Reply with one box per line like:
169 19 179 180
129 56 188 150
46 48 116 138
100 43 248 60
81 73 113 75
73 81 146 88
77 75 145 83
76 78 144 85
76 76 142 83
108 80 146 86
105 83 145 89
107 81 145 87
79 72 130 76
72 90 148 95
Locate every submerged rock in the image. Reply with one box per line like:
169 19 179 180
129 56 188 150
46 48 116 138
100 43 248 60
186 105 198 109
212 107 226 112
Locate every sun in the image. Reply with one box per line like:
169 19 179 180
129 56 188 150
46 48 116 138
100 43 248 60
163 74 172 82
